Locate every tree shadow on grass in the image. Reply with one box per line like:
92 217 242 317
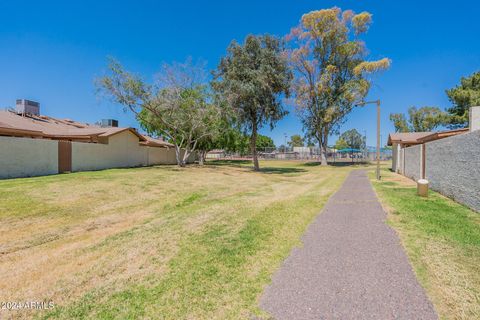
206 160 252 167
302 161 369 167
302 162 323 167
206 160 306 174
328 162 369 167
258 167 307 174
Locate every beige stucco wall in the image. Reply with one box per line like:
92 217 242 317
1 131 196 179
147 147 177 165
185 149 197 163
147 147 195 165
72 131 194 171
0 136 58 178
72 130 148 172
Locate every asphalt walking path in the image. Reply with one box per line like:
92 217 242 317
260 170 438 320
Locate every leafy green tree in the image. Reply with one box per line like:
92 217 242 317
221 130 250 155
445 71 480 128
195 116 234 165
339 129 364 149
288 134 304 147
390 106 446 132
97 58 220 167
334 138 349 150
286 7 390 165
408 106 446 132
213 34 292 171
256 134 276 150
305 137 316 147
389 113 410 133
278 144 287 152
195 136 216 165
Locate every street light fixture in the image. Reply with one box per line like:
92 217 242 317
356 99 381 180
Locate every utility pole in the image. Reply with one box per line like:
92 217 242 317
356 100 381 180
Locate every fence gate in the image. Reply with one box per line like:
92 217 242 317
58 141 72 173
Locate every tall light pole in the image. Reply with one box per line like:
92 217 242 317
363 130 367 161
356 100 381 180
380 134 383 161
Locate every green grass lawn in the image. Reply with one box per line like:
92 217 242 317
0 160 358 319
370 169 480 320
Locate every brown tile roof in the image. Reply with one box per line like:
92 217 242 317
140 135 174 148
387 132 433 145
388 128 469 146
416 128 469 143
0 110 147 142
97 127 147 142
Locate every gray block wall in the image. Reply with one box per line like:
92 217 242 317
404 145 422 181
399 149 405 174
426 130 480 212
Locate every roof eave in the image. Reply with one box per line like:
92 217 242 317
100 128 147 142
0 127 44 137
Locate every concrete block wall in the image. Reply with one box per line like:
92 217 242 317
425 130 480 212
0 136 58 179
391 143 399 172
399 148 405 174
470 106 480 132
404 145 422 181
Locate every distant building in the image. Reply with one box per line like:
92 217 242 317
206 149 226 159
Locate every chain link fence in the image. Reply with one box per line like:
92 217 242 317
206 146 392 162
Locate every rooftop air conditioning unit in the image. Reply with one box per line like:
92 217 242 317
16 99 40 116
101 119 119 127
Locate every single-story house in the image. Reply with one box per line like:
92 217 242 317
0 99 192 179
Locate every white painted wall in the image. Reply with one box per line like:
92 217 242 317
0 136 58 178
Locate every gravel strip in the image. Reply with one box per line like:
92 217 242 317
260 170 437 320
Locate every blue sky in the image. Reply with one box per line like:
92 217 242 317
1 0 479 147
